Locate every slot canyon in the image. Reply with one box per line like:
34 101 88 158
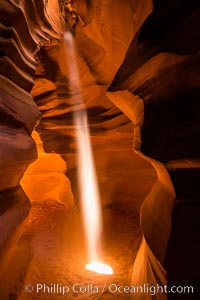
0 1 200 299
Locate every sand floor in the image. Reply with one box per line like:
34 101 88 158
10 201 141 300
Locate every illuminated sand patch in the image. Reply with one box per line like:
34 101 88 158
86 262 113 275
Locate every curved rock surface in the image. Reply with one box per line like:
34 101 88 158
110 0 200 162
108 1 200 298
0 0 62 287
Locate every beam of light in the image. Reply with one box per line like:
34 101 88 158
63 31 113 275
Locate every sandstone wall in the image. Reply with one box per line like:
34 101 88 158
0 0 62 283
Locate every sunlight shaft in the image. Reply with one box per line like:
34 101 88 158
64 31 113 275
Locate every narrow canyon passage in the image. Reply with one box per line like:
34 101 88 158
1 1 199 299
